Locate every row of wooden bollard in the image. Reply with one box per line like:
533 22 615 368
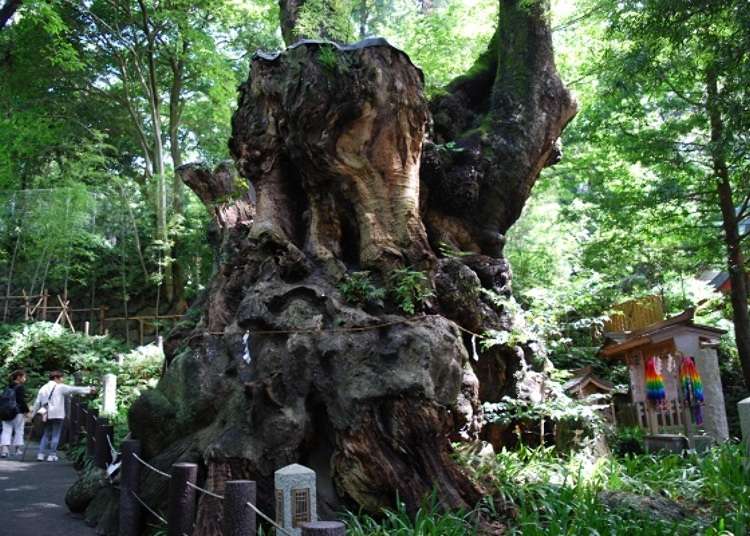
69 397 114 469
66 396 345 536
118 439 346 536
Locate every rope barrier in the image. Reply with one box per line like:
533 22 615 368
177 477 294 536
186 481 225 500
132 452 172 479
130 490 167 525
245 501 295 536
106 433 120 460
191 315 485 339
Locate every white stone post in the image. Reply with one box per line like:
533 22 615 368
275 464 318 536
738 397 750 455
102 373 117 417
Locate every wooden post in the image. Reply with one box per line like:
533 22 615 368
70 397 83 443
139 319 144 347
60 395 72 447
119 439 142 536
76 402 87 441
301 522 346 536
96 422 114 469
167 463 198 536
86 410 98 458
157 335 164 352
223 480 257 536
682 403 694 449
84 321 90 336
41 290 48 321
646 403 658 435
102 373 117 417
95 417 112 469
69 398 78 442
22 290 29 321
100 306 107 335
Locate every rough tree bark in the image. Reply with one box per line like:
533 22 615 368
707 68 750 389
79 1 575 533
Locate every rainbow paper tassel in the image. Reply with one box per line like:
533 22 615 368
680 356 704 425
645 356 666 403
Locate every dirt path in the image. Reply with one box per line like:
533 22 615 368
0 443 96 536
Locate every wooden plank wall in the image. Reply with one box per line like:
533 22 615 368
604 295 664 332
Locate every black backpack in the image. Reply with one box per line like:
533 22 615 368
0 386 19 421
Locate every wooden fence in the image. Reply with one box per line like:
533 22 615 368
68 394 345 536
0 291 183 347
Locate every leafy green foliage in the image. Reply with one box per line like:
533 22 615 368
317 44 341 72
455 443 750 535
339 271 385 305
0 322 124 390
483 391 608 437
0 321 161 443
609 426 644 456
343 493 479 535
388 268 434 315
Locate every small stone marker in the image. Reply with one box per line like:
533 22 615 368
738 397 750 454
301 521 346 535
275 463 317 536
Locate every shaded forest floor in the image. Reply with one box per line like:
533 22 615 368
343 443 750 535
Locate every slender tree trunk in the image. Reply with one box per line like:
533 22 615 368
707 68 750 388
0 0 21 31
3 227 20 322
119 185 150 281
138 0 173 305
169 49 187 310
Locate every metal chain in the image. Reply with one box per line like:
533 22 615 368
245 501 295 536
130 490 167 525
132 452 172 479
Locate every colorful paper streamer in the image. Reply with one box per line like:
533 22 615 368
680 355 704 425
645 356 666 403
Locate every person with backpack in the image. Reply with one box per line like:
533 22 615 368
0 369 30 458
31 370 96 462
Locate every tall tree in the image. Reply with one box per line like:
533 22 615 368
583 0 750 387
105 1 576 533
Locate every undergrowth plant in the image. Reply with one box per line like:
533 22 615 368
388 268 434 315
452 442 750 535
343 493 479 536
339 271 385 305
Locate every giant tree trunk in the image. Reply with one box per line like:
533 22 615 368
85 1 575 533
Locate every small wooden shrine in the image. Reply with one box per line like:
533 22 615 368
600 308 729 445
563 366 615 398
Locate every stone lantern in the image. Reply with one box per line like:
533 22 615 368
274 463 317 535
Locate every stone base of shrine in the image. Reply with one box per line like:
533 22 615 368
644 434 714 454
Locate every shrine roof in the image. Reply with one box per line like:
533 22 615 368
599 308 726 360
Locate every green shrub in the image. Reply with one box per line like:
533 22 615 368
0 321 125 390
610 426 645 456
388 268 434 315
318 44 340 73
339 271 385 306
0 321 161 447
